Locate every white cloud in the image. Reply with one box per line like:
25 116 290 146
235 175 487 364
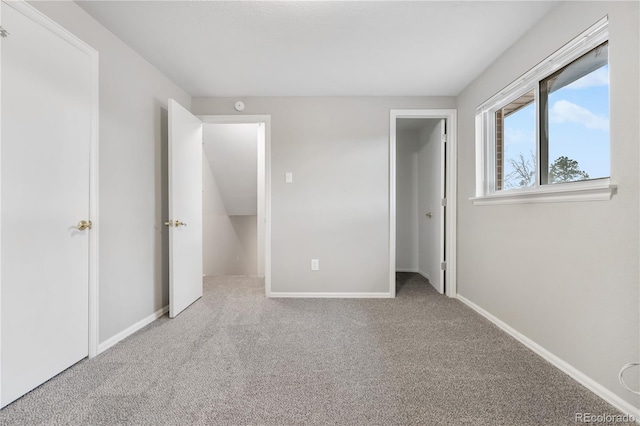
504 127 534 145
565 67 608 89
549 100 609 131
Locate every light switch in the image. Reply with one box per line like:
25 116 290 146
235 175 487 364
311 259 319 271
285 172 293 183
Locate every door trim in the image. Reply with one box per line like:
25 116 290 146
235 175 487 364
0 0 100 406
389 109 457 298
198 115 272 297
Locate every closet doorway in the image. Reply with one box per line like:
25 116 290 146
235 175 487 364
389 109 457 298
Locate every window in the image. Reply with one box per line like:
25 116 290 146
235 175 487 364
474 17 615 204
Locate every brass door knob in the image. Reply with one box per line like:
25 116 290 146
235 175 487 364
76 220 92 230
164 220 187 227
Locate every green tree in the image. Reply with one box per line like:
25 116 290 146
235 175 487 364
549 156 589 183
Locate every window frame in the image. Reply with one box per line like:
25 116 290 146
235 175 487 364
473 16 615 205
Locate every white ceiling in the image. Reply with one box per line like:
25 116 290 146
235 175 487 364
76 1 558 97
203 123 258 216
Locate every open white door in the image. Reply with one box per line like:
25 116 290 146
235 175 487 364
438 119 446 294
168 99 203 318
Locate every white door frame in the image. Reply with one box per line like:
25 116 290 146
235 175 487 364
198 115 272 297
0 0 100 405
389 109 457 298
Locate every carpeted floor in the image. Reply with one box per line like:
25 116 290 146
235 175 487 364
0 273 632 425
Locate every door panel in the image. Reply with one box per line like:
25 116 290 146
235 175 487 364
439 119 446 293
1 2 91 406
168 99 203 318
417 119 444 294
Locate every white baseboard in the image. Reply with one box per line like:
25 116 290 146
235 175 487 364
417 269 430 281
457 294 640 421
396 268 431 281
98 305 169 354
396 268 436 290
418 269 445 294
269 292 392 298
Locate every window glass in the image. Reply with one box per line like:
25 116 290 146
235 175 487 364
541 42 609 184
496 90 536 190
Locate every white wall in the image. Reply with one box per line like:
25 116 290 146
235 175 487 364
395 129 419 271
192 97 456 294
456 1 639 410
229 215 258 276
30 1 192 344
202 123 259 216
418 120 442 289
203 156 257 276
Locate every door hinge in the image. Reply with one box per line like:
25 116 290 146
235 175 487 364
0 27 9 39
441 198 447 207
441 134 447 144
441 262 447 271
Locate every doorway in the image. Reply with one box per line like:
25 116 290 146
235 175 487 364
395 118 445 294
166 106 272 316
202 123 263 277
389 109 457 298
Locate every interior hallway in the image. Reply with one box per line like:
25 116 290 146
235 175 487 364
0 274 628 425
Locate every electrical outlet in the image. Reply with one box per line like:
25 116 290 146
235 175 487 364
285 172 293 183
311 259 319 271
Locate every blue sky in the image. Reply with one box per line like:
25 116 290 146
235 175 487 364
503 64 609 186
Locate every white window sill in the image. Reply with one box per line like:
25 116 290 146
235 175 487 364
470 179 617 205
